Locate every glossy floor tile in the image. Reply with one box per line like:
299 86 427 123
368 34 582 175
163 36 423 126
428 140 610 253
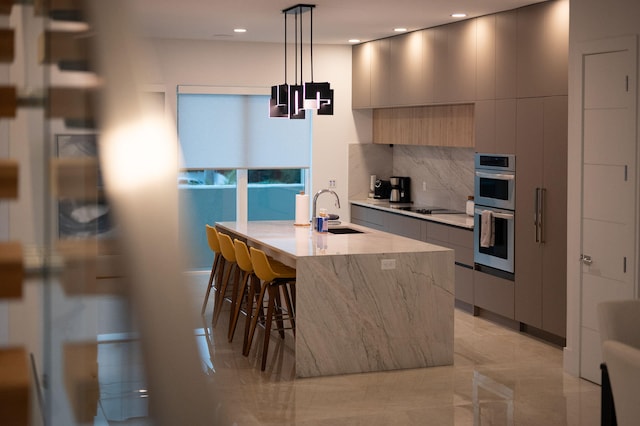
197 283 601 426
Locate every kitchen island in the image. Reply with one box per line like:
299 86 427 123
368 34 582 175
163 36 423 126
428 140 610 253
215 220 454 378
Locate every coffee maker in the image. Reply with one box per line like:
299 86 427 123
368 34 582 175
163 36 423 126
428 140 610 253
389 176 411 203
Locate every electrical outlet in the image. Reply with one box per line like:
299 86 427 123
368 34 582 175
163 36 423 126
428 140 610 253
329 179 336 188
422 181 427 191
381 259 396 270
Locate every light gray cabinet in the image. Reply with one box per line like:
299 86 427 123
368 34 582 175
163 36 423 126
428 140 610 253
389 31 428 106
474 98 516 154
515 96 567 337
433 19 477 103
370 38 391 107
475 14 496 101
474 271 514 319
495 10 517 99
352 43 371 108
516 1 568 98
426 222 475 305
386 212 424 239
350 204 386 231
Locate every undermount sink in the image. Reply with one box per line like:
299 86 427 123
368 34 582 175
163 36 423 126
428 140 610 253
327 227 364 234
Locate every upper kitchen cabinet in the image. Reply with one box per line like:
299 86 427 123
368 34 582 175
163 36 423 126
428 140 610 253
373 104 474 146
370 38 392 107
495 10 517 99
352 43 371 108
475 15 496 101
516 0 569 98
388 31 431 106
475 98 516 153
433 19 477 104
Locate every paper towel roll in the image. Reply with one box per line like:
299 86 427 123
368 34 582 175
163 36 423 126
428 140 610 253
295 192 310 226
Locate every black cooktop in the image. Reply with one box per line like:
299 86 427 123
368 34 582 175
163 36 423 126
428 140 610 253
395 206 464 215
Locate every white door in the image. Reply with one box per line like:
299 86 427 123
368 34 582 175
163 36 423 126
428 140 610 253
580 48 637 383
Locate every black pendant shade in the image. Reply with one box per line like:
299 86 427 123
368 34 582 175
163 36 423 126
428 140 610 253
270 84 289 118
289 84 306 119
269 4 334 119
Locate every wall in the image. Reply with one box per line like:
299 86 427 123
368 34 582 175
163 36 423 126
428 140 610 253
566 0 640 375
146 38 369 226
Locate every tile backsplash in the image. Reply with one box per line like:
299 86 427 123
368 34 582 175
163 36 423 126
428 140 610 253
348 143 474 211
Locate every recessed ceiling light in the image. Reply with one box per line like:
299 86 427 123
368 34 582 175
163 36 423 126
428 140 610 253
451 13 467 18
394 27 408 32
349 39 361 43
234 28 247 33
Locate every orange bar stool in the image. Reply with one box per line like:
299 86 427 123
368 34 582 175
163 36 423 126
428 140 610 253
212 232 241 329
229 239 262 352
248 247 296 371
202 225 225 316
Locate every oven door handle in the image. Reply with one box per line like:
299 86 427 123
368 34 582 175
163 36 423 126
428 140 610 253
474 209 514 220
474 171 515 180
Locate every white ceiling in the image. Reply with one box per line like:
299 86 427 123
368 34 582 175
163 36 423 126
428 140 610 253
129 0 546 45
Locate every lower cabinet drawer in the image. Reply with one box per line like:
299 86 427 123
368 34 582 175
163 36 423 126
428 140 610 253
474 270 514 319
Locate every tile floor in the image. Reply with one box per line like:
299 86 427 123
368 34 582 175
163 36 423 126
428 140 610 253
196 286 601 426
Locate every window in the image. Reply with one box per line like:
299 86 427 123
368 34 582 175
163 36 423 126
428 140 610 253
177 88 311 269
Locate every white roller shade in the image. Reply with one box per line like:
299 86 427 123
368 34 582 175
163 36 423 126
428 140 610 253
178 92 311 169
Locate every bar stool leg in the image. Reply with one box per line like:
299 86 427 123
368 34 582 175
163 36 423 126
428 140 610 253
261 283 278 371
228 269 250 342
245 281 268 357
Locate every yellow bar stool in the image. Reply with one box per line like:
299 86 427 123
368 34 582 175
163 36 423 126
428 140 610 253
230 239 261 352
202 225 225 316
212 232 241 329
248 247 296 371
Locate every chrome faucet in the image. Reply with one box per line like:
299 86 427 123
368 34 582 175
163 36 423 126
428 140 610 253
312 189 341 228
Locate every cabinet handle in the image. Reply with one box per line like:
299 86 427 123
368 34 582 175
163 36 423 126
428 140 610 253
534 188 540 243
539 187 546 244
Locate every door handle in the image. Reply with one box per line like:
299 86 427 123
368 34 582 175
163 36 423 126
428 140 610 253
580 254 593 265
534 188 546 244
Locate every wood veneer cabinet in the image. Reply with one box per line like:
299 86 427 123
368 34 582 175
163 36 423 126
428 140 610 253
373 104 474 147
515 96 567 338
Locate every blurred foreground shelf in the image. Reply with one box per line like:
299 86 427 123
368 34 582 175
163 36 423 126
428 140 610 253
0 159 18 199
0 346 30 426
0 241 23 299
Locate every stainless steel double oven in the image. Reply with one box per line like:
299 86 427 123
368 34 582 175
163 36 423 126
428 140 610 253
473 153 515 278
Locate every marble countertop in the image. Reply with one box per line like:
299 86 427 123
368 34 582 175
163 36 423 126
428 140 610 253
350 199 475 230
215 220 451 259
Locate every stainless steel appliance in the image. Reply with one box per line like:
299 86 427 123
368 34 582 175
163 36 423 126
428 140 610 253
473 206 515 275
389 176 411 203
474 153 516 278
373 179 391 199
474 153 515 210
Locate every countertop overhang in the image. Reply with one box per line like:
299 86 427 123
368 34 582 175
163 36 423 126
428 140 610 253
215 220 452 259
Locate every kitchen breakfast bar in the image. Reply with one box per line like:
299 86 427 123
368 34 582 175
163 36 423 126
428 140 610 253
215 220 454 378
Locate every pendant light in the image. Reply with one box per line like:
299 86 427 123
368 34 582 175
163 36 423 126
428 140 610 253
269 4 333 119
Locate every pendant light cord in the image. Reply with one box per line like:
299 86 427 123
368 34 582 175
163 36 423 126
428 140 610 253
284 13 287 84
310 7 313 82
